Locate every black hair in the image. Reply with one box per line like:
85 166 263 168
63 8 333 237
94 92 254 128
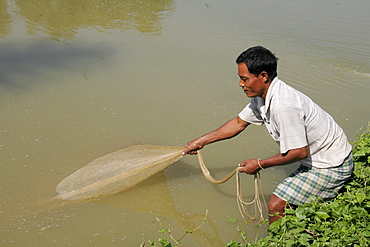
236 46 278 81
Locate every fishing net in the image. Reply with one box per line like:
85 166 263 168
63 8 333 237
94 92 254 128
56 144 266 223
56 145 184 201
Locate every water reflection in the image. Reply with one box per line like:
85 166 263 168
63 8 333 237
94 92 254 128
0 0 12 38
2 0 174 40
0 41 113 87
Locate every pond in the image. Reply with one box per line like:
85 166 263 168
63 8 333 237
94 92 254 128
1 0 370 246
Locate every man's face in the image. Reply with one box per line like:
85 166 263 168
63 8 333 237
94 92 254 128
238 63 269 99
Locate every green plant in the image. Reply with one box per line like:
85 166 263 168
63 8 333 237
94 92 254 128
142 210 208 247
225 240 244 247
352 123 370 164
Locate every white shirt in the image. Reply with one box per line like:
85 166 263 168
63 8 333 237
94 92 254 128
239 77 352 168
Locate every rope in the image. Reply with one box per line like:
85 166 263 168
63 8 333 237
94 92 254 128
197 151 239 184
197 150 267 223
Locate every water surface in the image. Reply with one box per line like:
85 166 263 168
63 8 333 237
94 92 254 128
1 0 370 246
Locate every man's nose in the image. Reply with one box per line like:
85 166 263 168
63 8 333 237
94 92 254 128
239 80 245 87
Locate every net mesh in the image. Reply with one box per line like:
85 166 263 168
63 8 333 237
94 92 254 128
56 145 184 201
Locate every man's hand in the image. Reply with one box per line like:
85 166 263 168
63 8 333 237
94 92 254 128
182 139 204 155
238 159 262 174
238 146 309 174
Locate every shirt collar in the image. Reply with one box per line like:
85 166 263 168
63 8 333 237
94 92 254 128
264 77 280 111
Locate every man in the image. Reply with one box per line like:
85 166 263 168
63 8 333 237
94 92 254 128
182 46 353 224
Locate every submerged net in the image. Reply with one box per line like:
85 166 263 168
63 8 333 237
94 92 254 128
56 145 184 201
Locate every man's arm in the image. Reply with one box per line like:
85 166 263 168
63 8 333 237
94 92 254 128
239 146 309 174
183 116 250 155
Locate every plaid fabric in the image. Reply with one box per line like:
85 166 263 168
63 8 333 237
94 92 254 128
273 154 353 205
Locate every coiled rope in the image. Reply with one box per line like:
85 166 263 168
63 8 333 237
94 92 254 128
197 150 267 223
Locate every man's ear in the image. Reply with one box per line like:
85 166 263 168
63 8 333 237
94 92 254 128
259 71 270 83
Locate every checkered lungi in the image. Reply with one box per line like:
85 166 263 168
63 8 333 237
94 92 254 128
273 154 353 206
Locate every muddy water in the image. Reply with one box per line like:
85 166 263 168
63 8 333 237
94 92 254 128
1 0 370 246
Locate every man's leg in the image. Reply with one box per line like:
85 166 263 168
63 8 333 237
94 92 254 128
268 194 287 224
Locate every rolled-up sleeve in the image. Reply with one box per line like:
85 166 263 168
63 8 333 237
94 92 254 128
239 103 264 126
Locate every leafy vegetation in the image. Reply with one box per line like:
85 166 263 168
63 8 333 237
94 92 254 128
141 210 208 247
